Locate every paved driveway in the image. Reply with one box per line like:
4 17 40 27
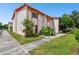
0 30 28 55
0 30 65 55
0 30 3 35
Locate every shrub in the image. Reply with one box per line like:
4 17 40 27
69 28 79 34
75 33 79 42
22 18 35 37
74 29 79 42
69 28 79 42
30 33 38 37
24 31 38 37
40 27 54 36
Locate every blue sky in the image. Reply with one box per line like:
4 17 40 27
0 3 79 24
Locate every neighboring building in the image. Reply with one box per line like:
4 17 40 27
12 4 59 36
8 22 13 31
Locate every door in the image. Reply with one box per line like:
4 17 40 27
35 25 38 33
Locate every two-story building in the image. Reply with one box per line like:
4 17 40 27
12 4 59 36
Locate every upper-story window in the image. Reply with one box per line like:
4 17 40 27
32 12 38 18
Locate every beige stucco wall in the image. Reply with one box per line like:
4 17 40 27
43 15 47 27
27 9 32 20
53 18 59 34
16 6 27 35
49 19 54 30
38 14 44 33
13 18 15 32
13 13 17 33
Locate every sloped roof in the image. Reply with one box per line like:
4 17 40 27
12 4 59 20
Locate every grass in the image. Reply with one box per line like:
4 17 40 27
30 34 79 55
8 31 43 45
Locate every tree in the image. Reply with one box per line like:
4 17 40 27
3 24 8 30
22 18 35 37
60 14 74 32
0 22 3 29
71 10 79 28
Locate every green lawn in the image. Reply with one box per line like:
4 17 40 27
30 34 79 55
8 31 43 45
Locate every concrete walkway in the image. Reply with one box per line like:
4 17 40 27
22 34 65 52
0 30 28 55
0 30 65 55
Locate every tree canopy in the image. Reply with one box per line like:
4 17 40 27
60 14 74 32
71 10 79 28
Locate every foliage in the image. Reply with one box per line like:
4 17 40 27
8 31 43 45
30 33 39 37
69 28 79 43
71 10 79 28
40 27 54 36
60 10 79 32
0 23 8 30
25 32 39 37
60 14 74 33
75 33 79 42
69 28 79 42
3 24 8 30
0 22 3 29
22 18 37 37
30 34 78 55
69 28 79 34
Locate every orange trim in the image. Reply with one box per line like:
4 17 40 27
27 5 53 19
12 10 16 20
12 4 27 20
12 4 55 20
36 14 38 33
16 4 26 12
